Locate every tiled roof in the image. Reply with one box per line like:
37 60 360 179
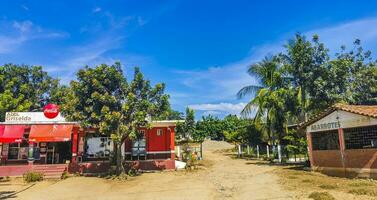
334 104 377 118
299 103 377 128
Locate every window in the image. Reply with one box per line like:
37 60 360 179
311 130 339 150
344 125 377 149
157 129 163 136
132 135 146 160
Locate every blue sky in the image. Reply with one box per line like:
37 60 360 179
1 1 377 119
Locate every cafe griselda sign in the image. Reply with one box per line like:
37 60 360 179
5 104 63 123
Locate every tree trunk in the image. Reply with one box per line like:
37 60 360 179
115 141 124 175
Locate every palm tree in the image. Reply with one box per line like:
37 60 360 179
237 56 284 144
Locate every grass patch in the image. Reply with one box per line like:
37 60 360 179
302 179 314 183
348 181 373 187
287 176 298 179
348 188 377 196
308 192 335 200
318 184 337 190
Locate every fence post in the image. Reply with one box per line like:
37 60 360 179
256 145 260 159
200 143 203 159
177 145 181 160
247 145 250 155
267 145 270 158
238 144 242 158
278 145 282 163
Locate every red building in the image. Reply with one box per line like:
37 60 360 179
0 111 179 177
302 104 377 178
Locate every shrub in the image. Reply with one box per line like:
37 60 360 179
348 188 377 196
302 179 314 183
308 192 335 200
61 171 69 180
318 184 337 190
23 171 43 183
348 181 373 187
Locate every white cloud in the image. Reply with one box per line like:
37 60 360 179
92 7 102 13
0 20 68 54
174 16 377 111
13 20 33 32
202 110 222 116
137 16 148 26
21 5 29 11
189 102 249 116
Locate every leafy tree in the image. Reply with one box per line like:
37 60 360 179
63 63 169 174
176 107 195 141
0 64 59 121
155 107 184 120
222 115 250 144
194 115 223 141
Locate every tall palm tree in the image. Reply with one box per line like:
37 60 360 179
237 56 284 144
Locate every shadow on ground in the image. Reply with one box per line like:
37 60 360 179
0 191 17 200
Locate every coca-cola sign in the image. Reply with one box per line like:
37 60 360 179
43 104 60 119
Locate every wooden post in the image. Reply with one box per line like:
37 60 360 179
256 145 259 159
267 145 270 158
238 144 242 158
247 145 250 155
200 143 203 159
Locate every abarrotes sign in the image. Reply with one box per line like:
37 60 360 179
307 110 377 132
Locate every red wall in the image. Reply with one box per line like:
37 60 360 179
124 126 175 153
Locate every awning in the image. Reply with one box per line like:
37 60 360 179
0 125 25 143
29 125 73 142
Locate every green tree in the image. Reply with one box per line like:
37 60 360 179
237 56 286 144
63 63 169 175
0 64 59 121
222 115 250 144
194 115 223 141
176 107 196 141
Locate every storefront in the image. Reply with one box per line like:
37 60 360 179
0 108 179 176
302 104 377 178
0 112 79 166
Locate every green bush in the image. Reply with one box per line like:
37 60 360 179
318 184 337 190
348 188 377 196
308 192 335 200
23 171 44 183
61 171 69 180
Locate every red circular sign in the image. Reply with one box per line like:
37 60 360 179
43 104 60 119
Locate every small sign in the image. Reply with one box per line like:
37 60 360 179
43 104 60 119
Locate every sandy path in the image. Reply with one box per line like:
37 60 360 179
13 141 293 200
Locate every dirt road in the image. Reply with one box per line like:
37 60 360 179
10 141 293 200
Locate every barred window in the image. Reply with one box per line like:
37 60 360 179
311 130 340 150
344 125 377 149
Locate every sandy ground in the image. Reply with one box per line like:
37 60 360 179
1 141 293 200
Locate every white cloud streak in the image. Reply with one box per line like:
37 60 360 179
189 102 248 116
0 20 67 54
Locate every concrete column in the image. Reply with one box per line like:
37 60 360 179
71 127 78 163
256 145 259 159
338 128 346 175
28 141 34 165
169 127 175 160
267 145 270 158
278 145 282 163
